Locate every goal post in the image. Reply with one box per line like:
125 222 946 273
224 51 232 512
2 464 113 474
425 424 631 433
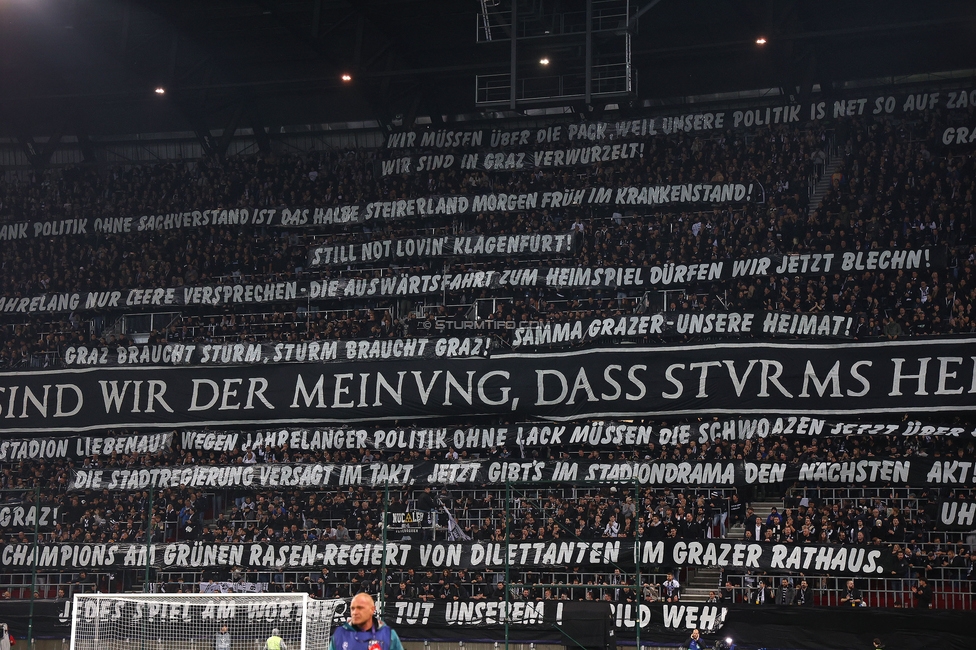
70 593 346 650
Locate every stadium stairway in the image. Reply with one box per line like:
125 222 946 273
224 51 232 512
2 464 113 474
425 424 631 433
807 158 841 217
680 500 783 602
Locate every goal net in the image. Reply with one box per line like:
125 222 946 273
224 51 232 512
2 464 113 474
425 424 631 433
70 593 346 650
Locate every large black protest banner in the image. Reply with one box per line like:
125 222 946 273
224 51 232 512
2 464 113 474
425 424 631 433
384 87 976 151
0 599 697 643
377 143 645 176
0 413 962 468
176 417 976 456
0 182 757 243
5 600 972 649
2 338 975 433
510 311 856 347
61 337 489 368
0 540 897 577
0 248 943 314
66 456 974 492
386 600 672 643
720 606 976 650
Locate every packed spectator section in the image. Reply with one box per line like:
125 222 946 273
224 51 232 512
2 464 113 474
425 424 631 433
0 86 974 617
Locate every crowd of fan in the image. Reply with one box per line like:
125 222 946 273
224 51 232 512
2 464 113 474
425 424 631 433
0 428 973 601
0 105 974 604
0 431 971 548
0 110 972 365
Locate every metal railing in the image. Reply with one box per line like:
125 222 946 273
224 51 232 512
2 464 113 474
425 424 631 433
806 133 837 202
477 64 632 106
476 0 632 43
720 572 972 609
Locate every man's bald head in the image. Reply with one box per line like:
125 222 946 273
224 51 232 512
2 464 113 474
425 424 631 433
349 593 376 629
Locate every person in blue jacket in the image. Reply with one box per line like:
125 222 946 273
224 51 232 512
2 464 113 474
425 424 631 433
681 628 705 650
329 594 404 650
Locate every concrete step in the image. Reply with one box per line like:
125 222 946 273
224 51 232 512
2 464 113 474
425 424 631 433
726 500 784 539
683 587 720 595
808 158 841 216
748 500 784 518
681 588 721 602
687 568 722 583
685 567 723 602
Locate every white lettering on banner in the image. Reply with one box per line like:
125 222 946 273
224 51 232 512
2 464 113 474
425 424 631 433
445 601 544 626
581 462 736 485
692 417 827 444
924 461 976 484
61 338 484 367
0 383 84 419
180 418 967 459
74 432 172 456
384 91 976 153
310 233 574 266
70 466 256 491
797 460 911 484
761 313 851 337
0 438 70 460
0 539 893 578
0 433 170 461
939 501 976 527
569 423 653 446
664 541 884 574
60 456 976 492
272 342 341 362
181 282 297 306
513 312 851 348
0 505 60 528
379 145 646 176
657 605 725 631
0 223 30 241
942 126 976 146
1 249 939 312
771 252 835 274
0 544 126 569
4 342 975 433
180 431 240 452
389 130 484 149
391 602 435 626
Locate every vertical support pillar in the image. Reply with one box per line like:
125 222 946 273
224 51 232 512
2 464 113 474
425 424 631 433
504 479 511 650
381 482 389 606
144 490 154 591
509 0 517 110
27 484 41 650
634 475 641 650
585 0 593 104
626 0 636 93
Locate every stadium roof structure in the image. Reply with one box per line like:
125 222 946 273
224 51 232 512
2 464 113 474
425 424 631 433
0 0 975 144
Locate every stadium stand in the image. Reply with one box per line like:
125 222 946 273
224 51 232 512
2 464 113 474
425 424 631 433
0 3 975 650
